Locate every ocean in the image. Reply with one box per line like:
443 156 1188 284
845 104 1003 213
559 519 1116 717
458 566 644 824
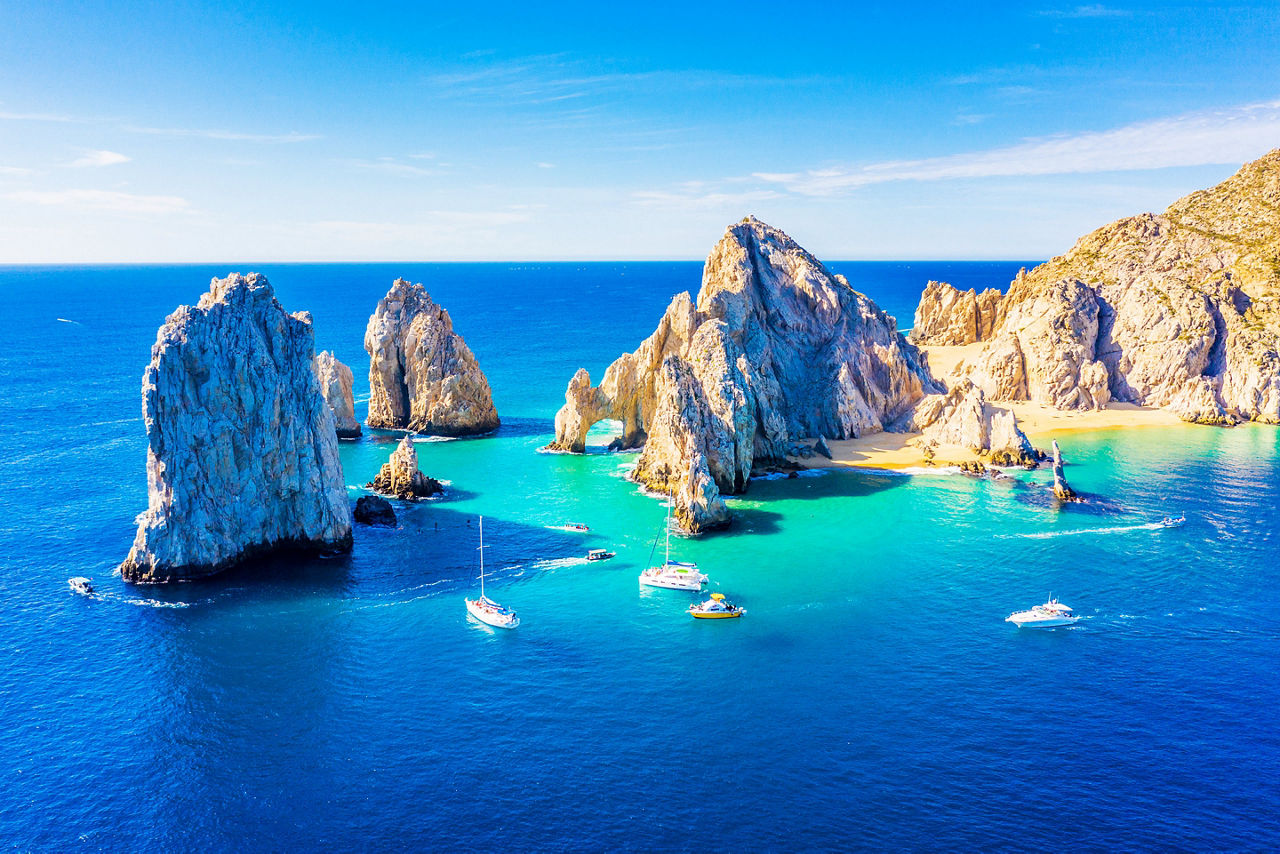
1 261 1277 851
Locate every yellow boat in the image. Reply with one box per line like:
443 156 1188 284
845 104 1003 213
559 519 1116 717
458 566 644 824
689 593 744 619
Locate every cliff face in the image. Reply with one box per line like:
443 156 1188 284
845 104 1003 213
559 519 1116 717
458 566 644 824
364 279 500 436
908 378 1037 466
313 350 361 438
916 150 1280 423
549 217 938 531
120 273 353 582
910 281 1002 346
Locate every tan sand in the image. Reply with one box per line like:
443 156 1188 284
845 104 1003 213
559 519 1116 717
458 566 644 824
793 344 1186 471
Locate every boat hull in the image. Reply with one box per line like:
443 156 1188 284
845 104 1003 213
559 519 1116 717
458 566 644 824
465 598 519 629
639 575 703 591
1006 615 1079 628
690 610 743 619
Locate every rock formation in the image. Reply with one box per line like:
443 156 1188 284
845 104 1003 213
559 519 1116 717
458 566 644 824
313 350 361 438
909 281 1002 345
119 273 353 582
916 150 1280 424
548 216 942 532
364 279 500 435
1050 440 1077 501
907 378 1038 467
354 495 397 527
366 436 443 500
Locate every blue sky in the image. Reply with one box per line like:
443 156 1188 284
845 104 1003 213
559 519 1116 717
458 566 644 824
1 0 1278 262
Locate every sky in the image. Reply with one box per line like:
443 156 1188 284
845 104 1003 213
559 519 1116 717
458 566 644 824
1 0 1278 262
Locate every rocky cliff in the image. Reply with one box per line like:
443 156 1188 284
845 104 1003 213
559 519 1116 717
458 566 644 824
907 378 1038 466
313 350 361 438
909 281 1002 346
119 273 353 582
364 279 500 436
367 435 443 500
548 217 941 531
916 150 1280 423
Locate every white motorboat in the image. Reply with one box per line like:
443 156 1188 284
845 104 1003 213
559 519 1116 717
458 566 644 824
464 517 519 629
1160 515 1186 528
586 548 616 562
638 500 708 591
68 577 94 595
1006 597 1079 628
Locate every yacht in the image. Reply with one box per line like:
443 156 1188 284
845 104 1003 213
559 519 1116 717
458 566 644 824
639 500 708 591
1006 598 1079 628
68 577 94 595
464 517 519 629
689 593 744 619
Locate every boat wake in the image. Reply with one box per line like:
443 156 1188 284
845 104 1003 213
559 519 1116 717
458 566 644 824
412 435 457 443
998 521 1165 539
530 556 589 571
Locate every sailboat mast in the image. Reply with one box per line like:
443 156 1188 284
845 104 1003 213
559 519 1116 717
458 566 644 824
479 515 485 598
664 496 671 564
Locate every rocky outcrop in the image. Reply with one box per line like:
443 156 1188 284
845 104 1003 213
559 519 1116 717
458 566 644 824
366 436 443 500
927 150 1280 424
1050 440 1077 501
364 279 499 436
910 281 1002 345
548 216 938 531
907 378 1038 466
119 273 353 582
313 350 361 438
354 495 397 527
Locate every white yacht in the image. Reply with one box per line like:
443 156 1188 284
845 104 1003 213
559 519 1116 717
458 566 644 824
1006 597 1079 628
464 517 519 629
68 577 94 595
638 500 708 591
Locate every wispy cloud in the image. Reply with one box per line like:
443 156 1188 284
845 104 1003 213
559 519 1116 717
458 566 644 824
0 166 34 176
349 157 444 177
6 189 191 214
753 100 1280 196
122 125 320 143
67 149 130 168
0 109 82 122
536 162 555 169
633 188 781 209
1039 4 1132 17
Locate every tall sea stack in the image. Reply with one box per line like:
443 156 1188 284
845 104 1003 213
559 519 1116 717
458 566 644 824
119 273 353 582
364 279 500 436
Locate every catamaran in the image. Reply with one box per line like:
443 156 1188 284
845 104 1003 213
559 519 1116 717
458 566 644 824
464 516 519 629
638 499 708 591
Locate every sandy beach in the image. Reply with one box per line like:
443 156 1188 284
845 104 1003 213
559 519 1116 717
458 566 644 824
798 344 1186 471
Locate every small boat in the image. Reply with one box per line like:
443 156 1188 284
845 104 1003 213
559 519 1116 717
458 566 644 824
689 592 744 619
1006 597 1079 628
586 548 616 562
1160 515 1186 528
464 517 519 629
68 577 94 595
639 501 708 591
547 522 590 533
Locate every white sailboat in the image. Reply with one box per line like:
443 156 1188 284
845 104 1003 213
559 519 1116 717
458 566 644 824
638 499 708 591
464 516 520 629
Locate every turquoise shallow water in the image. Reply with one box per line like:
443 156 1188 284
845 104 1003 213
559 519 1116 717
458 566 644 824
1 262 1278 850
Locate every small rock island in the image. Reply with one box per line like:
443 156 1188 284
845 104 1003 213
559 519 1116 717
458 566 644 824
119 273 353 582
365 279 500 436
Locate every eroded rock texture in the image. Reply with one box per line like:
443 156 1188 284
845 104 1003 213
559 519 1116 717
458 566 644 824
120 273 353 582
365 279 499 435
366 435 443 500
313 350 361 438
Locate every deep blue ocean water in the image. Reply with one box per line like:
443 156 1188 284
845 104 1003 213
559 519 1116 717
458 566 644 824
1 261 1278 851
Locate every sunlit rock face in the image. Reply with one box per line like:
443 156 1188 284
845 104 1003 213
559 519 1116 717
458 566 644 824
313 350 361 438
365 278 500 436
120 273 352 582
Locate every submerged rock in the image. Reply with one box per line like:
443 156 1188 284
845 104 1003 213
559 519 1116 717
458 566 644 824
354 495 397 527
921 150 1280 424
548 216 937 531
119 273 353 582
365 279 499 436
366 435 443 500
313 350 361 438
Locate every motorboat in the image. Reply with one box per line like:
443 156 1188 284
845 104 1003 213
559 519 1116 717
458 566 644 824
1006 597 1079 628
464 517 519 629
689 593 744 619
639 500 708 591
1160 515 1186 528
586 548 616 562
552 522 589 532
68 577 94 595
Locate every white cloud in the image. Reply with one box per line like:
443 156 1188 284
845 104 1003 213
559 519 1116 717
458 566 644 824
536 162 555 169
0 166 34 176
755 100 1280 195
67 150 130 168
0 110 80 122
6 189 191 214
632 188 781 209
1039 4 1132 18
349 157 442 177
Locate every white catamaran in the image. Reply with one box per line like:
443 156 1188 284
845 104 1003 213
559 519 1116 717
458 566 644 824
638 500 708 591
464 516 520 629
